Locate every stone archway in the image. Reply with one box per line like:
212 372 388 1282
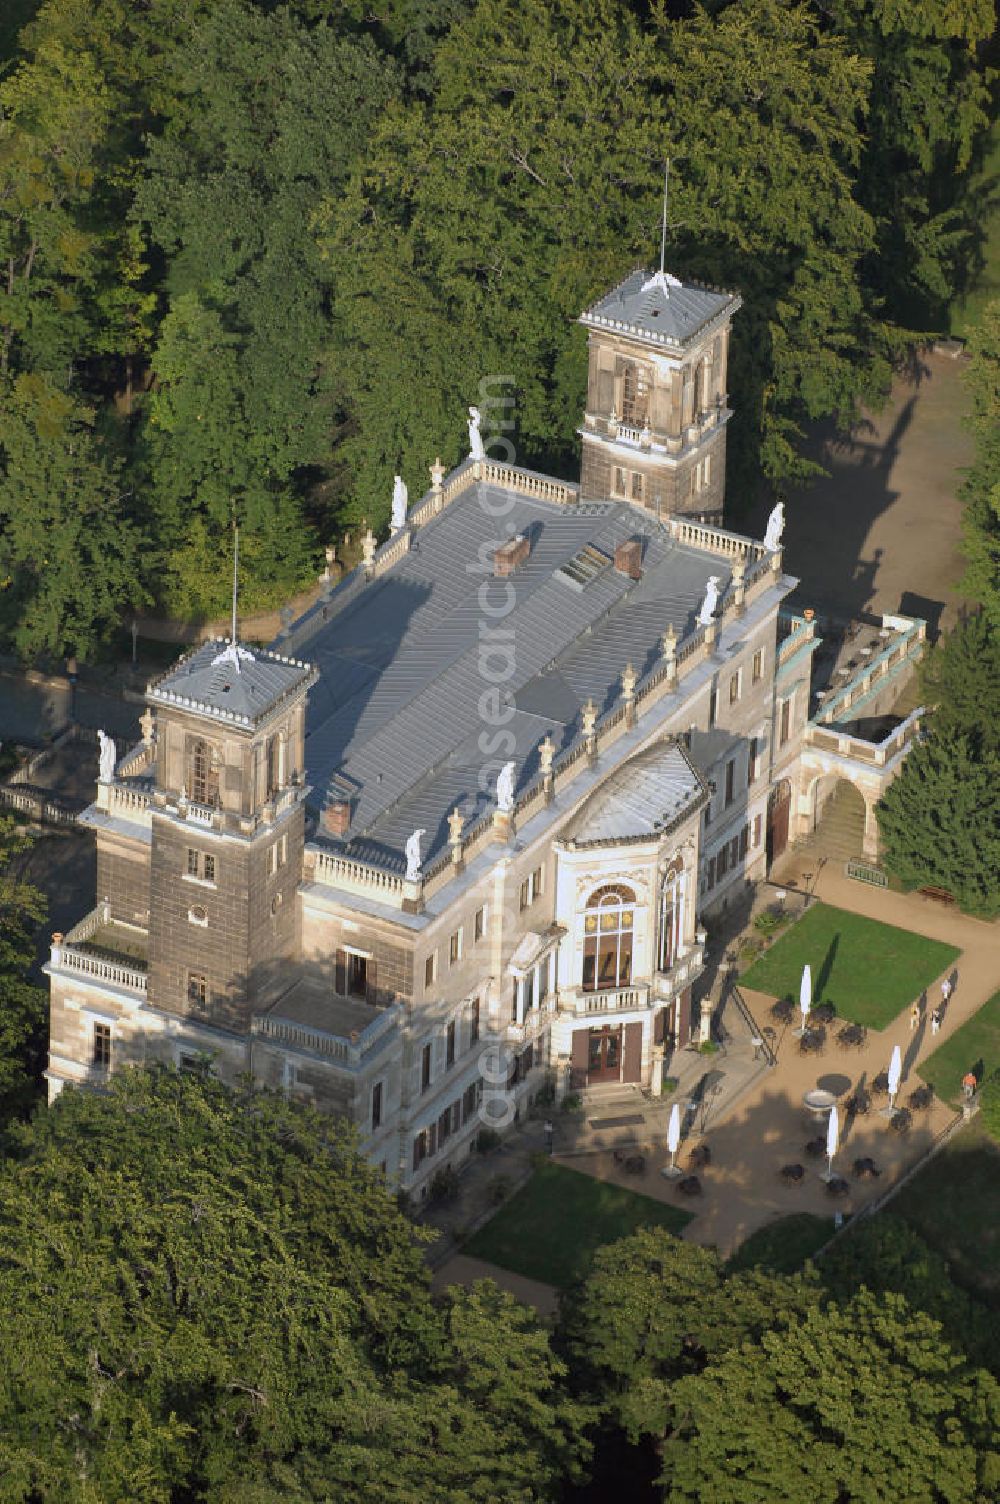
807 774 870 860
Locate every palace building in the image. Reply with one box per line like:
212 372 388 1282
44 266 924 1194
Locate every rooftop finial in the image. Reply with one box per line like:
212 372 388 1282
211 518 256 673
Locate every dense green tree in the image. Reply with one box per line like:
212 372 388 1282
662 1290 1000 1502
876 728 1000 914
0 373 144 657
0 815 47 1123
131 0 399 614
960 301 1000 621
321 0 890 529
558 1228 819 1443
0 1066 586 1500
917 608 1000 750
819 1214 1000 1375
815 0 994 327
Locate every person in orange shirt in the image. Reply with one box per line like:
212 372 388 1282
962 1072 978 1099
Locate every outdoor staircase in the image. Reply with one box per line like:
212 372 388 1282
792 780 867 866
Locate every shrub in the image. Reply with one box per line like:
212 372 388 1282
754 908 789 938
489 1174 512 1205
533 1073 557 1108
699 1040 720 1055
560 1092 583 1113
661 1076 679 1096
429 1165 461 1204
475 1127 501 1154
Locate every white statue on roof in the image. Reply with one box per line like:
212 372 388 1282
391 474 408 532
696 575 721 627
405 828 425 882
496 760 516 813
97 729 116 783
468 406 485 462
763 500 785 552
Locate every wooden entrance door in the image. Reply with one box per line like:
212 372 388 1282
767 781 791 867
587 1025 623 1084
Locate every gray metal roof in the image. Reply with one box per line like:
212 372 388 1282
148 640 315 727
580 268 740 350
292 480 737 870
565 742 706 846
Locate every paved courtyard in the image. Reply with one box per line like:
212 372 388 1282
436 861 999 1304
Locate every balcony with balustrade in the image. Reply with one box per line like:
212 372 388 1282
47 900 148 999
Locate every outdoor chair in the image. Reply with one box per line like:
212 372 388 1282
688 1143 711 1170
624 1153 646 1175
779 1163 805 1185
799 1026 826 1056
871 1071 890 1097
889 1107 912 1134
770 998 795 1025
837 1024 867 1051
813 1002 836 1025
804 1136 826 1158
845 1090 870 1117
825 1176 850 1197
907 1085 933 1112
676 1175 702 1197
852 1157 881 1180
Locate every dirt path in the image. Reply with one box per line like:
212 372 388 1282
747 351 973 637
430 1252 559 1319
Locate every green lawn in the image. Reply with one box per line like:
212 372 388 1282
891 1124 1000 1304
464 1160 691 1289
725 1214 834 1275
740 902 960 1029
920 990 1000 1110
950 120 1000 340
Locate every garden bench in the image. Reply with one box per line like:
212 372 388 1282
918 886 956 907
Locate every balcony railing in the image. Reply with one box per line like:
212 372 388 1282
803 707 923 770
252 1001 400 1067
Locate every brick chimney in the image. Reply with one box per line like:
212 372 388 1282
493 534 531 577
615 538 642 580
323 800 351 838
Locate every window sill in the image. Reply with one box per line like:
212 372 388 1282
182 874 217 890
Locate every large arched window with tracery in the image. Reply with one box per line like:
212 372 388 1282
189 739 219 805
582 885 635 992
621 362 649 426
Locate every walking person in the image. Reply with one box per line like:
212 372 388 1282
930 1008 941 1036
910 1001 921 1031
941 977 953 1009
962 1071 977 1100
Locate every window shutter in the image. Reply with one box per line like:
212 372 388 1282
366 958 379 1005
335 949 347 996
412 1136 421 1171
428 1123 437 1156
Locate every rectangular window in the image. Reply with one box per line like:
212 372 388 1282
470 998 480 1047
752 648 764 684
538 955 549 1003
424 953 437 988
449 929 462 967
717 844 728 879
613 466 626 498
780 697 791 745
703 454 712 487
748 737 759 786
709 684 718 728
739 824 749 859
704 797 712 828
347 953 368 999
706 856 716 890
631 471 643 502
753 813 763 848
446 1021 456 1068
523 970 535 1016
474 905 485 943
725 759 735 808
203 854 216 883
729 835 740 866
463 1081 478 1121
372 1081 383 1131
421 1043 432 1093
438 1106 452 1146
187 972 207 1010
187 848 199 877
92 1022 111 1070
519 878 530 912
412 1130 428 1171
729 672 740 705
532 867 543 900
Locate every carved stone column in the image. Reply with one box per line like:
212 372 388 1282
662 623 678 690
540 734 555 804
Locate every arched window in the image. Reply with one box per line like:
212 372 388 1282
621 362 649 426
189 739 219 805
658 871 684 973
583 885 635 992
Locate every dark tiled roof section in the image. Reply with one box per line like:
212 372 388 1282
147 640 316 726
580 268 740 349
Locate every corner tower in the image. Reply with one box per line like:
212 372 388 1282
578 268 741 519
144 638 317 1031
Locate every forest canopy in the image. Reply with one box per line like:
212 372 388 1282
0 0 993 651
